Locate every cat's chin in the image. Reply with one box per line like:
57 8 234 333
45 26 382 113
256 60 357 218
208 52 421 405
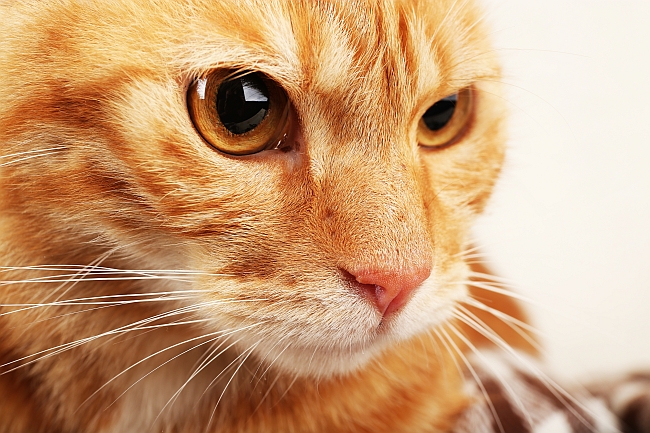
264 341 386 378
246 298 462 379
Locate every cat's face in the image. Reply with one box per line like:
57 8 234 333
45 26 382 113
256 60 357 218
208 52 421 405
0 0 505 377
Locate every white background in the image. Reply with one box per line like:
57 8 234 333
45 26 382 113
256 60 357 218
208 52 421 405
474 0 650 380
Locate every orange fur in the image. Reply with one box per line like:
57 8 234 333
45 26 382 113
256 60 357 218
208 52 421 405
0 0 527 431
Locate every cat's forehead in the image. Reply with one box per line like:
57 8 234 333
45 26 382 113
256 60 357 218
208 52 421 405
22 0 496 120
7 0 498 149
172 0 496 104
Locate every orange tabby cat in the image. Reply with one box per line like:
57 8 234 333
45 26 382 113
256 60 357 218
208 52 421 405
0 0 639 432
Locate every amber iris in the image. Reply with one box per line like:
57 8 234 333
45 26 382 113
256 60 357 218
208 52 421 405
417 88 472 148
188 71 290 155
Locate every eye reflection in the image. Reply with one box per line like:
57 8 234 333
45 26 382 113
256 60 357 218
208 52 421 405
217 75 270 135
187 70 291 156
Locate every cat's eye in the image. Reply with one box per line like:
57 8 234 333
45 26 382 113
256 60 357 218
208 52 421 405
417 88 472 148
187 70 290 155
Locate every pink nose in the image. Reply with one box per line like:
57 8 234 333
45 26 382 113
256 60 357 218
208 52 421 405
348 266 431 317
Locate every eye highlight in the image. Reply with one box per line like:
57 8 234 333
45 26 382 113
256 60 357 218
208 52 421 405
188 70 290 156
417 88 472 148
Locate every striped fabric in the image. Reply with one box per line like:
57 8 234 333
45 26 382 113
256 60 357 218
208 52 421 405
589 372 650 433
452 350 631 433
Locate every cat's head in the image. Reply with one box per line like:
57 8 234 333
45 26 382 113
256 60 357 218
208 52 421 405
0 0 505 377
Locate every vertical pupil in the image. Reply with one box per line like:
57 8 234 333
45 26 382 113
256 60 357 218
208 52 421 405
216 74 270 134
422 94 458 131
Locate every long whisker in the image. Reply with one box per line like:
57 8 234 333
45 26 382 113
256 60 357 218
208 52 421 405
0 274 198 285
79 332 221 412
14 252 119 340
3 290 207 302
0 146 67 160
464 297 546 351
464 279 539 305
104 323 264 413
452 309 606 432
190 338 229 375
200 337 251 399
157 338 237 421
448 314 535 429
250 371 283 416
270 372 299 410
468 271 518 286
251 342 296 415
251 334 292 387
47 248 120 308
431 328 465 381
0 151 63 167
0 265 213 273
155 331 256 424
439 324 506 433
208 341 260 430
466 276 594 327
453 244 483 258
0 302 212 372
0 296 256 325
0 265 230 282
0 295 200 308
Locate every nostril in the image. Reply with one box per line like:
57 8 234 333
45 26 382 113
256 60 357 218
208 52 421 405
341 270 379 304
340 265 431 317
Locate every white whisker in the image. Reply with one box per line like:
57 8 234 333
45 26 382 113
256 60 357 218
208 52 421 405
0 151 63 167
270 372 299 410
431 328 465 381
0 296 265 323
0 146 66 160
452 309 604 432
251 334 291 386
251 371 283 416
468 271 517 286
439 324 506 433
464 297 546 345
449 314 535 429
0 303 207 372
0 265 226 276
207 341 260 432
47 248 118 307
82 334 220 412
464 279 538 305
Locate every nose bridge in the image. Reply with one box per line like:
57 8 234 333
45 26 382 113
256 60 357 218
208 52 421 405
315 137 433 273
